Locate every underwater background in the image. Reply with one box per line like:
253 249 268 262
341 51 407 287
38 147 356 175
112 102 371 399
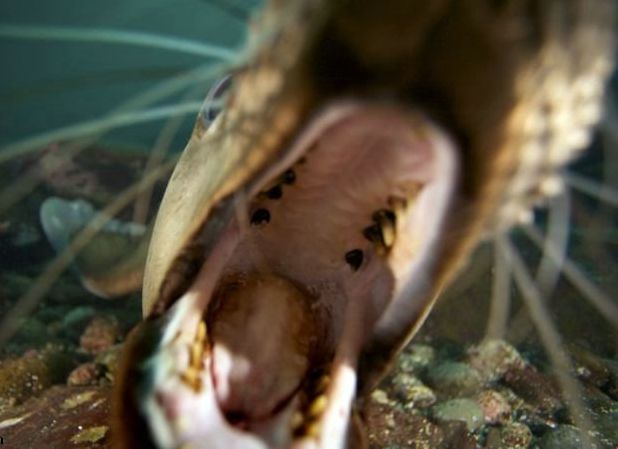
0 1 616 448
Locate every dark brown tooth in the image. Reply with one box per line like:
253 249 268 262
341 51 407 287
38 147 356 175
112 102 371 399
307 395 327 417
250 208 271 225
290 412 304 431
282 169 296 184
344 249 363 271
315 375 330 393
363 223 383 244
372 209 396 225
265 185 283 199
368 209 396 250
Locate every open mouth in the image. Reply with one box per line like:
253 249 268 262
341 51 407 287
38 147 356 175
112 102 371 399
126 101 459 449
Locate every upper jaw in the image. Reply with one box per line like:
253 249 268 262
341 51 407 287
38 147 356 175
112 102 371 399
115 101 460 449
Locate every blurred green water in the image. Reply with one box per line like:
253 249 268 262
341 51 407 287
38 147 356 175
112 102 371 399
0 0 260 151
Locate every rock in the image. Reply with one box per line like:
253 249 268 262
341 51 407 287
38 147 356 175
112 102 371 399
371 388 391 406
79 316 121 355
503 365 563 414
594 410 618 447
67 363 101 386
401 343 436 372
431 398 484 432
0 385 111 449
467 339 525 383
390 372 436 409
603 358 618 400
477 389 511 424
0 346 74 412
569 345 611 389
440 420 478 449
94 344 123 382
538 424 593 449
365 402 443 449
484 423 532 449
425 362 482 398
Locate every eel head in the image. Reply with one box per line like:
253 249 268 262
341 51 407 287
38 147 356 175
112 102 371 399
112 1 614 448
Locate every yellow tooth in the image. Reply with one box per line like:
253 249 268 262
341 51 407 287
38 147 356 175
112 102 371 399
315 375 330 393
307 395 327 418
190 342 203 368
305 421 321 438
290 411 304 430
196 321 207 342
181 367 202 391
378 217 395 248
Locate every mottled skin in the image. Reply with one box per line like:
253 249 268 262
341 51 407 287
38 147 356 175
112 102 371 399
113 1 614 448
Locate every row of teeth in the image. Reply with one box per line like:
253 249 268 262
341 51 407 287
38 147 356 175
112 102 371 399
259 168 297 201
177 319 332 441
291 370 331 439
249 168 298 226
356 194 409 260
180 321 208 392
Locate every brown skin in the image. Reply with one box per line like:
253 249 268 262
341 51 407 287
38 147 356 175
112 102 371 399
113 0 614 447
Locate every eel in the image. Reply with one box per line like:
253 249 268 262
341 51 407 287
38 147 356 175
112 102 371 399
110 1 615 448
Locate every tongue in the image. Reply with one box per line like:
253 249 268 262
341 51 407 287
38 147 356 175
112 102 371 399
209 275 317 422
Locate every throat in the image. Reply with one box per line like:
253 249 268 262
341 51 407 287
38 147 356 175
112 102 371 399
207 275 320 423
202 103 443 431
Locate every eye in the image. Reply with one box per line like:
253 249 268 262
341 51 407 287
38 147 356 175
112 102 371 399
201 73 233 127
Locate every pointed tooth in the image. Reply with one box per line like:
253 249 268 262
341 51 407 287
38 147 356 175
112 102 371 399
372 209 396 224
315 375 330 393
190 342 203 368
290 411 304 431
378 217 395 248
307 395 327 418
362 223 382 244
196 321 207 342
305 421 321 438
181 367 202 391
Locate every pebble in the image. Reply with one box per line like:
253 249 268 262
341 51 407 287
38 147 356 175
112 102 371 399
390 372 436 408
371 389 391 406
467 339 525 383
569 345 611 389
431 398 484 431
79 315 121 355
477 389 511 424
67 363 100 386
400 344 436 372
0 346 74 411
538 424 593 449
425 361 482 397
602 358 618 400
94 344 123 382
484 422 532 449
503 365 563 414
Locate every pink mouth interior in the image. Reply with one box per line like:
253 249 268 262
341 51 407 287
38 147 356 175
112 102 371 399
143 101 458 449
